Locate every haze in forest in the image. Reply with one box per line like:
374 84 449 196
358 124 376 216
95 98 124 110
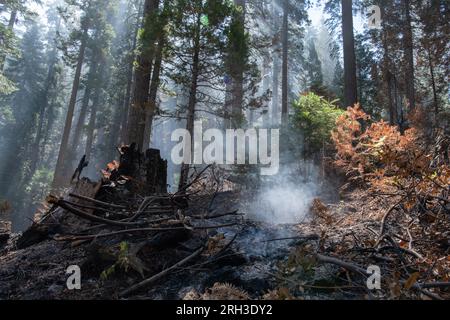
0 0 448 232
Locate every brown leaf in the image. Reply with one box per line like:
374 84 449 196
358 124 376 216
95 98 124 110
404 272 420 290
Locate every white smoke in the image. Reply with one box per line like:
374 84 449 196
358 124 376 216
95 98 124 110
244 161 321 225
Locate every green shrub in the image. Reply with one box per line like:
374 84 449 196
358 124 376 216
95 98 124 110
291 92 344 154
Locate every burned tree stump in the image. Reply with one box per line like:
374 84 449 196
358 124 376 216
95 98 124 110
0 221 10 247
111 144 167 196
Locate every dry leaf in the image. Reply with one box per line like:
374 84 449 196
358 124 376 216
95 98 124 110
404 272 420 290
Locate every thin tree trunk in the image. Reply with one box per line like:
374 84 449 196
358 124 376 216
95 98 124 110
126 0 159 150
85 85 102 161
0 9 17 69
107 95 125 161
28 38 60 178
272 0 280 127
52 25 88 189
341 0 358 108
262 56 270 127
381 13 396 126
281 0 288 123
179 15 201 191
7 9 17 29
230 0 245 129
427 47 438 122
403 0 415 110
70 60 98 153
271 54 279 126
143 33 165 148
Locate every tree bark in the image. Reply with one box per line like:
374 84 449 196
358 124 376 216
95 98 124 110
84 77 103 161
126 0 159 151
179 14 201 191
28 31 60 178
143 33 165 149
230 0 245 129
281 0 288 123
52 25 88 189
271 1 280 127
382 29 396 125
403 0 415 111
341 0 358 108
7 9 17 29
119 3 143 145
70 60 98 155
0 9 18 70
427 47 438 122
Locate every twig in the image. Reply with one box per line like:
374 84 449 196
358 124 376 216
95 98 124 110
375 197 406 247
191 210 241 220
419 282 450 289
316 254 367 276
48 197 144 227
262 234 320 243
119 246 205 297
411 283 444 300
60 199 115 214
69 193 127 209
176 165 212 194
54 223 239 241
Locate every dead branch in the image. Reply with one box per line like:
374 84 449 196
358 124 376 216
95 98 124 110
316 254 367 276
48 197 144 227
191 210 241 220
375 197 406 247
69 193 127 209
419 282 450 289
54 222 239 242
119 245 205 297
262 234 320 243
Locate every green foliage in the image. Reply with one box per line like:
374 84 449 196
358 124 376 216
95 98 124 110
291 92 343 153
100 241 148 280
25 168 54 205
0 73 18 95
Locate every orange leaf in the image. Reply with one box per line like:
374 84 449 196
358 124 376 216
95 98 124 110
404 272 420 290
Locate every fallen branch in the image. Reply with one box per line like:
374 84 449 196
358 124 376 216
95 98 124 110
262 234 320 243
191 210 241 220
54 222 239 241
375 197 406 247
48 197 144 227
69 193 127 209
419 282 450 289
119 245 205 297
316 254 367 276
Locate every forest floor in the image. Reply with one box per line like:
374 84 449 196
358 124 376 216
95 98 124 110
0 173 449 300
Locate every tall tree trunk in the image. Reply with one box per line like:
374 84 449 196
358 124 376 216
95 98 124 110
143 33 165 149
179 15 201 191
341 0 358 108
7 9 17 29
70 59 98 155
0 9 17 69
28 35 60 178
52 25 88 189
262 55 270 127
107 95 125 161
271 1 280 127
281 0 288 123
403 0 415 111
230 0 246 129
271 53 280 126
126 0 159 150
119 3 143 144
84 86 101 161
380 8 396 126
427 47 438 122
